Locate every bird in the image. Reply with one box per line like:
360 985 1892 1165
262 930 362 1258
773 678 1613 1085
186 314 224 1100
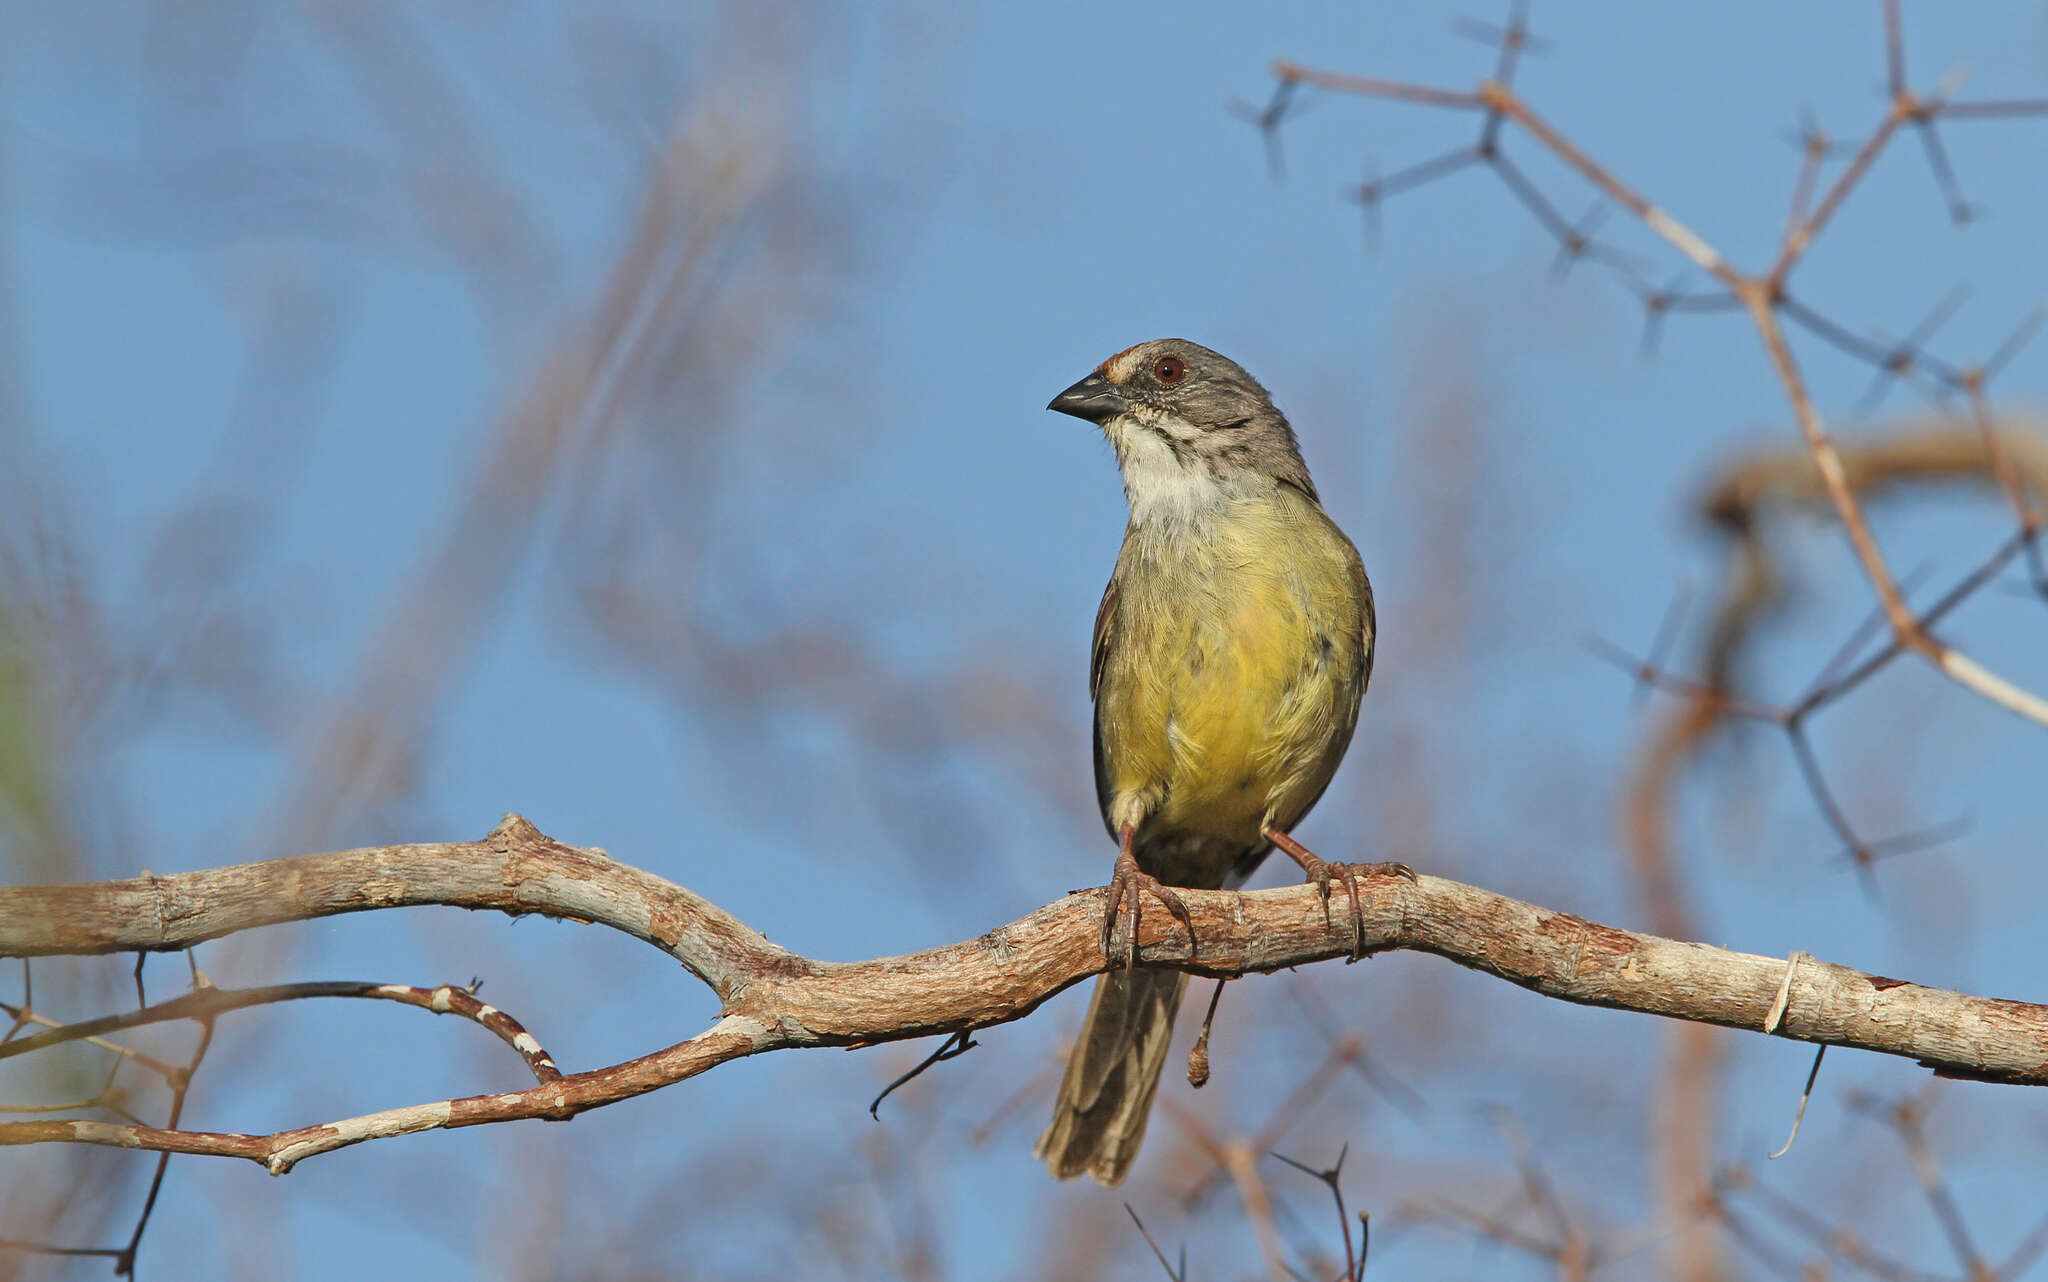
1035 338 1405 1186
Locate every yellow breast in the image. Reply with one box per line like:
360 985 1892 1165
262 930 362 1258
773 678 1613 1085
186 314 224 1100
1094 483 1371 873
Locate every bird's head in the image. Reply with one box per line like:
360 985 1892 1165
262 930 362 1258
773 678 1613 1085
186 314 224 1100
1048 339 1317 517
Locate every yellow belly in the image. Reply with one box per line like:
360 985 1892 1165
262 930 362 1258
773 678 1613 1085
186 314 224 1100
1094 485 1370 874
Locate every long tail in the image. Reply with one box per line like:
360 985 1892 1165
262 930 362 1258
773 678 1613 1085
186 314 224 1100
1035 967 1189 1185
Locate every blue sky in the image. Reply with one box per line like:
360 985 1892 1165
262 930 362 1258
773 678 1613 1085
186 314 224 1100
6 2 2048 1278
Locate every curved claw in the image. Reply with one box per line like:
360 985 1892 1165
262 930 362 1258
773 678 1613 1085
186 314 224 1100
1100 874 1127 958
1295 854 1365 960
1100 852 1196 968
1293 853 1415 963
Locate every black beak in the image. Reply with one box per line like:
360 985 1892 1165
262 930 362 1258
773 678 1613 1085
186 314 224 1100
1047 372 1131 423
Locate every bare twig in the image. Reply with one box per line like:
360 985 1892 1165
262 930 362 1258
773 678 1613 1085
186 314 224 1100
1124 1204 1189 1282
869 1030 977 1119
0 979 560 1083
1272 1144 1360 1282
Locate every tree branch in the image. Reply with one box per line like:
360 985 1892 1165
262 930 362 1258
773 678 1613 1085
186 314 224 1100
0 980 562 1084
1 816 2043 1175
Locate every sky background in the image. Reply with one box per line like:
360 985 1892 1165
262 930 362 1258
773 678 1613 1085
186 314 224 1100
4 2 2048 1279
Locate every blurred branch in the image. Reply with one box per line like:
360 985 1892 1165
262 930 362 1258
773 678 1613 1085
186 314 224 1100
2 815 2044 1175
0 604 63 881
251 93 800 855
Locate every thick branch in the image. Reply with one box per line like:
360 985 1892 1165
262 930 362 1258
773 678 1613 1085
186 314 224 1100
1 817 2043 1174
0 816 781 1000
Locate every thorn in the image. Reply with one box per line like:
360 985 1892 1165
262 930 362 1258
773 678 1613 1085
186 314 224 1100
1550 202 1614 279
1641 582 1695 710
1231 78 1305 182
1272 1142 1359 1279
1630 271 1691 358
1983 303 2048 381
1355 157 1382 253
1125 1204 1188 1281
1831 813 1973 873
1854 285 1969 413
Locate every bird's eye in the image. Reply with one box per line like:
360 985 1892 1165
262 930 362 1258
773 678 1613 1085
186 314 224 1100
1154 355 1186 384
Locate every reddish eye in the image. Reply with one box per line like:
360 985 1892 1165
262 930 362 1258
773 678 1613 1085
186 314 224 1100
1154 355 1186 384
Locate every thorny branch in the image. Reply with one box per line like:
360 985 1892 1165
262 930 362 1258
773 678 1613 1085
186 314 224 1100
1 815 2044 1178
1272 0 2048 730
1602 418 2048 876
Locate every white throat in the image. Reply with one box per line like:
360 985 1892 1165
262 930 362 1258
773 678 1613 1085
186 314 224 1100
1107 415 1238 527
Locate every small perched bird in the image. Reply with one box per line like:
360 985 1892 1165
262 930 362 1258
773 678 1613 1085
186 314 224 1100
1036 339 1404 1186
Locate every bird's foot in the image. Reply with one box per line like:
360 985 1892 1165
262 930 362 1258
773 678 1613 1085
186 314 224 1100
1264 827 1414 961
1100 844 1194 970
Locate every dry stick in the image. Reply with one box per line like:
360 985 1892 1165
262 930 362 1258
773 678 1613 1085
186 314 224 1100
0 981 561 1084
1271 65 1487 111
1 817 2045 1177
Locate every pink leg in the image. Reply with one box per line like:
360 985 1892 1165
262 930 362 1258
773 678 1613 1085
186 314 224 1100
1100 824 1195 969
1263 826 1414 962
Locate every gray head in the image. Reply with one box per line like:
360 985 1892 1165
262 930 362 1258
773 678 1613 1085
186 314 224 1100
1047 339 1318 518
